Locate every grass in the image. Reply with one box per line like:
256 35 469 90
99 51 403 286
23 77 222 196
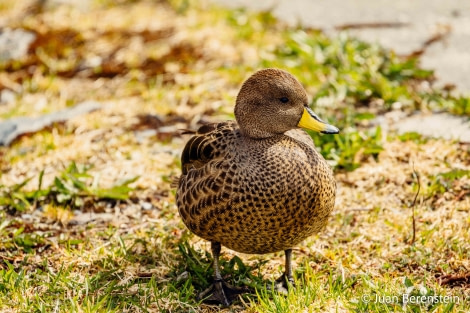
0 0 469 312
0 162 138 213
424 169 470 200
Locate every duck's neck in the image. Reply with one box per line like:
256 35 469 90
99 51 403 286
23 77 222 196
238 126 282 139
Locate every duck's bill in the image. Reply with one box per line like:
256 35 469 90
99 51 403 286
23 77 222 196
297 107 339 134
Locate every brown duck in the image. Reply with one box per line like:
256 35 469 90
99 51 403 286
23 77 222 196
176 68 339 305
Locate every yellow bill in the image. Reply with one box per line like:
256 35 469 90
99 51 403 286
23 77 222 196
297 107 339 134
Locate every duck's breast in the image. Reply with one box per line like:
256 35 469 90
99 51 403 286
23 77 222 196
213 134 335 253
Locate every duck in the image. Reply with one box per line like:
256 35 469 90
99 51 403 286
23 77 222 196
176 68 339 305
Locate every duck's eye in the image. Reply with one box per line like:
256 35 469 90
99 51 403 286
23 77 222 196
279 97 289 103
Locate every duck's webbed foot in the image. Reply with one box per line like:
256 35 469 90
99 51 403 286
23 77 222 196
272 272 295 293
199 242 249 306
198 279 247 306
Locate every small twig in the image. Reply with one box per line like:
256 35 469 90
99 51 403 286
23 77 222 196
32 170 45 211
455 190 470 201
0 255 16 262
335 21 409 30
406 24 451 58
439 273 470 286
410 164 420 245
136 272 154 278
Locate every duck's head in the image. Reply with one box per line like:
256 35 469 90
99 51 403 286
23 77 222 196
235 68 339 139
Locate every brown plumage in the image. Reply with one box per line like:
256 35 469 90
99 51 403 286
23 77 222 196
176 68 339 305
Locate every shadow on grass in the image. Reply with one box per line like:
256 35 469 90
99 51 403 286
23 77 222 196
169 242 268 305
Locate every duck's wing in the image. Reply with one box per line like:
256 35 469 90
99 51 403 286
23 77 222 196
177 121 240 236
180 121 238 175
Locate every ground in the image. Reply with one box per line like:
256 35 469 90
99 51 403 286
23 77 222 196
0 0 469 312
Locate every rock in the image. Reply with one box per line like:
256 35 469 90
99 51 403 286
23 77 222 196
176 271 189 282
394 113 470 143
0 100 101 146
0 89 16 105
141 201 153 210
0 28 36 62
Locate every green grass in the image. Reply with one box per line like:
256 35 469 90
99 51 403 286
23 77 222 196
424 169 470 202
250 267 464 313
2 230 467 312
0 162 138 213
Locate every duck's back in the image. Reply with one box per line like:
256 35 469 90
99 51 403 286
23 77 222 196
176 121 335 254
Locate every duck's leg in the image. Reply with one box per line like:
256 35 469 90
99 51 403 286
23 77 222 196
274 249 295 292
198 242 246 306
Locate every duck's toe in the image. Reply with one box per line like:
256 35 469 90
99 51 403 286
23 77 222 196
268 273 295 294
198 279 247 306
